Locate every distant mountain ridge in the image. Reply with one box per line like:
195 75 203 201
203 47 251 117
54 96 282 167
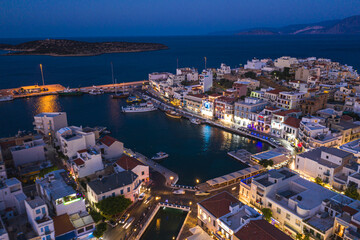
212 15 360 35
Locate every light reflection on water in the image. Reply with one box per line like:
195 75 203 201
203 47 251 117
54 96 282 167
201 125 212 152
27 95 62 115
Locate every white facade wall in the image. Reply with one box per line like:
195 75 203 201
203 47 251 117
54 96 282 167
34 112 68 136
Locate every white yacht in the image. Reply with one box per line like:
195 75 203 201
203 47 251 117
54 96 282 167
122 101 157 113
151 152 169 160
190 118 202 125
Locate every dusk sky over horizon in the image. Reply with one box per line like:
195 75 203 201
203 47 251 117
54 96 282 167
1 0 360 38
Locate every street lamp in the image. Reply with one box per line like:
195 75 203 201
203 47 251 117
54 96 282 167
196 179 200 184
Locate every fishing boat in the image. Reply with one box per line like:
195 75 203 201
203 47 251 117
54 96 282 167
58 87 84 96
190 118 202 125
126 96 142 104
151 152 169 160
165 110 182 119
0 95 13 102
122 101 157 113
89 89 104 95
172 189 185 195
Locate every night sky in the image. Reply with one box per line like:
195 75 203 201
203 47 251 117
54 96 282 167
1 0 360 38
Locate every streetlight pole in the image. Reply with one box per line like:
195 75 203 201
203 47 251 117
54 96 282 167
40 64 45 86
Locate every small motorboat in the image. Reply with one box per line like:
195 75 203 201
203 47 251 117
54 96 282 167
165 110 181 119
151 152 169 160
190 118 201 125
172 189 185 195
195 191 210 196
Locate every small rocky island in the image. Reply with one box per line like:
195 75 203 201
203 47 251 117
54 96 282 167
0 39 168 56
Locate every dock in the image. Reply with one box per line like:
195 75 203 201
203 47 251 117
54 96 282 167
227 149 253 165
0 81 148 99
124 148 179 185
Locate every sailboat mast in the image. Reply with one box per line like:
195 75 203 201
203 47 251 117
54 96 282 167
111 62 116 94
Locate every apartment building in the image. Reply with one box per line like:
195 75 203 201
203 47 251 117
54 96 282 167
114 155 149 183
87 171 141 205
197 191 262 240
25 196 55 240
295 147 354 188
10 136 46 167
274 56 298 69
234 97 267 128
301 93 328 115
332 120 360 144
0 178 26 215
69 148 104 179
201 94 222 119
56 126 96 159
243 168 338 238
36 170 86 216
184 94 206 114
199 69 213 92
214 97 236 123
298 116 342 149
53 212 95 240
97 135 124 160
33 112 68 137
271 109 301 138
277 91 306 110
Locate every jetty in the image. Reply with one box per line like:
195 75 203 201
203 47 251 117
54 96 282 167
227 149 253 165
0 81 148 99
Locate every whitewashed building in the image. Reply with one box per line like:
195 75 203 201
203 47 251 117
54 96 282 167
33 112 68 137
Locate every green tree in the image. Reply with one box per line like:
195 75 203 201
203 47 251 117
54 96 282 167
96 196 132 219
90 210 104 223
261 208 272 222
93 222 107 238
315 177 324 186
39 166 59 178
244 71 256 79
345 184 360 200
296 233 310 240
259 159 274 168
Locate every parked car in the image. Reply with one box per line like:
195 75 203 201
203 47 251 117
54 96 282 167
107 219 118 228
119 213 130 224
138 192 145 201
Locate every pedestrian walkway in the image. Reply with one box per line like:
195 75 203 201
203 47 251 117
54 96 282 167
125 148 179 185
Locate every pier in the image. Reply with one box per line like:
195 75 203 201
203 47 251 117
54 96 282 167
227 149 253 165
124 148 179 185
0 80 148 99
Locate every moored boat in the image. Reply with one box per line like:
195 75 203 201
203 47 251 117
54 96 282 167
122 101 157 113
89 89 104 95
0 95 13 102
58 87 84 96
126 95 142 104
111 91 130 99
165 110 182 119
172 189 185 195
190 118 202 125
151 152 169 160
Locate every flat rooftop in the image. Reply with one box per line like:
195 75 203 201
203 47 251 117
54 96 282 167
305 213 334 232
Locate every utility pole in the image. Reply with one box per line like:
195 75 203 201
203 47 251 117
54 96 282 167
40 64 45 86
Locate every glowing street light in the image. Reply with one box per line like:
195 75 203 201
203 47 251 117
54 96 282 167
196 179 200 184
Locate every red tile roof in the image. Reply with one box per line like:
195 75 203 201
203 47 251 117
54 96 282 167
283 117 301 129
116 155 144 170
274 109 301 117
341 115 353 121
53 214 75 237
342 206 358 216
198 191 239 218
235 219 292 240
73 158 85 166
266 89 282 95
100 135 119 147
77 149 87 153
